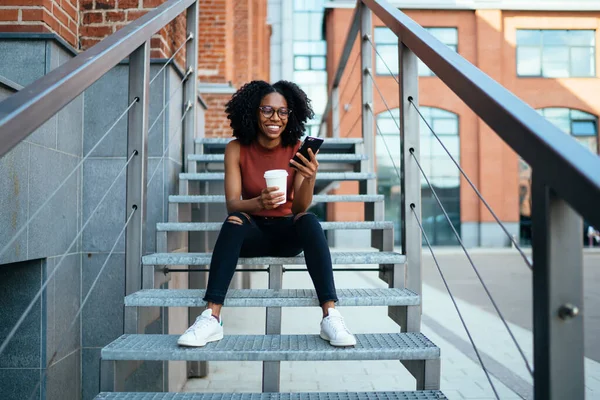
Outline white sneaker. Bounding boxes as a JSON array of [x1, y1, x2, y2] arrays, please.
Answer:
[[319, 308, 356, 347], [177, 308, 223, 347]]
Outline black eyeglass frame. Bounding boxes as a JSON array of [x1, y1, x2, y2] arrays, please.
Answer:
[[258, 106, 292, 119]]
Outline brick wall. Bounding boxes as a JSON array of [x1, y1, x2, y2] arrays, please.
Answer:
[[0, 0, 79, 47], [79, 0, 187, 64]]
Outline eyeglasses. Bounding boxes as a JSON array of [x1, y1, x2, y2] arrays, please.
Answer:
[[258, 106, 291, 119]]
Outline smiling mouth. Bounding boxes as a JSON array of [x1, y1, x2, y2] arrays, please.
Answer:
[[265, 125, 281, 133]]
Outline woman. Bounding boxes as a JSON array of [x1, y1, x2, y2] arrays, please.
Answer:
[[177, 80, 356, 348]]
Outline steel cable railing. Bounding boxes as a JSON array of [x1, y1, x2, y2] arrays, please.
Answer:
[[0, 98, 138, 260], [149, 32, 192, 86], [147, 69, 190, 137], [410, 203, 500, 399], [409, 98, 533, 270], [0, 150, 138, 358], [343, 112, 363, 138], [26, 205, 138, 400], [147, 100, 193, 187], [366, 35, 534, 378]]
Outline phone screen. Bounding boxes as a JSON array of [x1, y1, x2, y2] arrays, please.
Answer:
[[290, 137, 324, 167]]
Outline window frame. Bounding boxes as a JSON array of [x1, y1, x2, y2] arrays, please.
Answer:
[[516, 29, 597, 78], [373, 26, 459, 77]]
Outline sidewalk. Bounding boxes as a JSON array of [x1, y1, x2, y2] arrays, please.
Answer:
[[183, 251, 600, 399]]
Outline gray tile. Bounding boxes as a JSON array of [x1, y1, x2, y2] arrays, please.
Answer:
[[0, 368, 41, 400], [48, 254, 81, 362], [28, 146, 79, 259], [0, 40, 46, 87], [82, 158, 126, 253], [0, 259, 43, 368], [83, 66, 129, 157], [81, 253, 124, 347], [57, 94, 84, 157], [0, 141, 29, 264], [166, 68, 183, 163], [82, 347, 101, 400], [47, 41, 59, 73], [27, 115, 58, 149], [148, 64, 166, 158], [145, 158, 164, 253], [124, 360, 164, 392], [46, 350, 80, 400], [44, 257, 56, 368]]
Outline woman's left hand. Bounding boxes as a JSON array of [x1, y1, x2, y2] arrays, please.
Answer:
[[290, 148, 319, 181]]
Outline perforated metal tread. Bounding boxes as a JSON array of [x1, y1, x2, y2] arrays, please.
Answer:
[[101, 333, 440, 361], [125, 288, 420, 307], [169, 194, 384, 203], [180, 172, 376, 181], [157, 221, 393, 232], [189, 154, 367, 162], [95, 391, 448, 400], [142, 251, 405, 266]]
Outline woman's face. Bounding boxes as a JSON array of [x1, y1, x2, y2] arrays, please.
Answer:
[[257, 92, 289, 141]]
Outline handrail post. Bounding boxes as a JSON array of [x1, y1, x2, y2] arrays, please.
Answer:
[[184, 0, 199, 173], [332, 86, 340, 138], [531, 172, 584, 399], [399, 40, 421, 332], [125, 41, 150, 321], [360, 1, 375, 194]]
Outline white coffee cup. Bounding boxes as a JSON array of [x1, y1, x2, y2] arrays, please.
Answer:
[[264, 169, 288, 205]]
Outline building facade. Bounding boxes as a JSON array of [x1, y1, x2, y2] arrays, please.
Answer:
[[324, 0, 600, 247]]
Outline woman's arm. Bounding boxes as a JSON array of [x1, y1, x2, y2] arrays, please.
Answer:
[[291, 148, 318, 214], [224, 141, 285, 214]]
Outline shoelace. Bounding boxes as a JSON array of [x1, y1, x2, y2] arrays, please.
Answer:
[[327, 316, 350, 335], [184, 315, 213, 334]]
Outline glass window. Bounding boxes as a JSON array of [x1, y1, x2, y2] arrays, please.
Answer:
[[374, 27, 458, 77], [376, 107, 461, 245], [516, 30, 596, 78], [538, 107, 598, 153]]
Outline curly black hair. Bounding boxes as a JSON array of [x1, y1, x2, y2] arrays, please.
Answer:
[[225, 80, 315, 147]]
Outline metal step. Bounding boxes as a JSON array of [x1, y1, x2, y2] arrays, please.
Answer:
[[95, 391, 448, 400], [180, 172, 376, 182], [157, 221, 393, 232], [189, 153, 367, 163], [125, 288, 420, 308], [101, 333, 440, 361], [169, 194, 384, 204], [195, 137, 364, 154], [142, 251, 405, 266]]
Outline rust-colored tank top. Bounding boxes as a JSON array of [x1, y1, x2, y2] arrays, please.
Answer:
[[240, 140, 301, 217]]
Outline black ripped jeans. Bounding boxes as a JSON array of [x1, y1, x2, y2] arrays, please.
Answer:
[[204, 212, 338, 305]]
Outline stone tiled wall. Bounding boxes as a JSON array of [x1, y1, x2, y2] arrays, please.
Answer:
[[0, 36, 192, 399]]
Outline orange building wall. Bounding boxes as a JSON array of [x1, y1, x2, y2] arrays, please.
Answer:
[[326, 7, 600, 227]]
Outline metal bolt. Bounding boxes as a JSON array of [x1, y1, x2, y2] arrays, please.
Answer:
[[558, 303, 579, 320]]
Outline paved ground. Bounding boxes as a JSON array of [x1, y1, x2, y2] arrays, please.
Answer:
[[182, 248, 600, 399]]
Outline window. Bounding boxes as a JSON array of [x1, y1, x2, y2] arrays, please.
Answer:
[[376, 107, 460, 246], [537, 108, 598, 153], [374, 27, 458, 76], [516, 30, 596, 78], [293, 0, 327, 136]]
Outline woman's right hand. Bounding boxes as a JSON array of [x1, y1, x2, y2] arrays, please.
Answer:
[[259, 187, 286, 210]]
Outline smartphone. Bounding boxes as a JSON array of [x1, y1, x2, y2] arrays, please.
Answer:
[[290, 136, 324, 167]]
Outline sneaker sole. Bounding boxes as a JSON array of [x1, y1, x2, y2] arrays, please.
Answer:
[[177, 332, 224, 347], [319, 332, 356, 347]]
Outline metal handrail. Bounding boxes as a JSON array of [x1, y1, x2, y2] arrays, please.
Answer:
[[324, 0, 600, 228], [0, 0, 194, 158]]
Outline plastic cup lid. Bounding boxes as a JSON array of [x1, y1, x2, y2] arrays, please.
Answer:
[[264, 169, 289, 179]]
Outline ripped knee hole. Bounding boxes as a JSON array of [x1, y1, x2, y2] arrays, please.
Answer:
[[227, 216, 244, 225], [293, 212, 309, 223]]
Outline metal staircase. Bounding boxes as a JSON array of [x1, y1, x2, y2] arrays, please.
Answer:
[[96, 137, 445, 398]]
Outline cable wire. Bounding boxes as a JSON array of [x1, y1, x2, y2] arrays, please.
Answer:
[[368, 105, 400, 182], [409, 98, 533, 270], [410, 148, 534, 376], [149, 32, 193, 86], [147, 101, 192, 187], [0, 150, 137, 358], [343, 112, 363, 138], [366, 68, 401, 133], [365, 34, 400, 85], [0, 98, 138, 260], [27, 205, 137, 400], [147, 74, 187, 134], [410, 204, 500, 400]]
